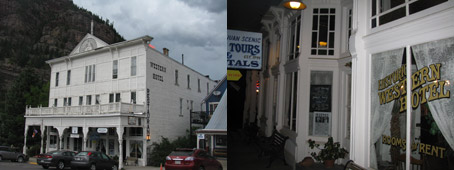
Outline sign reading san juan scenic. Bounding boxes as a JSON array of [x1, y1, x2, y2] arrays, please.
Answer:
[[227, 29, 262, 70]]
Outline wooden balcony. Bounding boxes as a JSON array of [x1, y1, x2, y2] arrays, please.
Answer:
[[25, 103, 145, 117]]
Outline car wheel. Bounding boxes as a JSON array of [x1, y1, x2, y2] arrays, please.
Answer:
[[57, 161, 65, 170], [42, 165, 49, 169], [17, 156, 24, 163], [90, 164, 96, 170], [199, 166, 205, 170], [112, 165, 118, 170]]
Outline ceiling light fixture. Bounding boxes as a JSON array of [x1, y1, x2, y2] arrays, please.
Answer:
[[282, 0, 307, 10]]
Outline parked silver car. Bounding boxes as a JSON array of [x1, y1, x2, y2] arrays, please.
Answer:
[[0, 146, 28, 163]]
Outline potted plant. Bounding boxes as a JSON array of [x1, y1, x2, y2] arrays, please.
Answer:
[[308, 137, 348, 168]]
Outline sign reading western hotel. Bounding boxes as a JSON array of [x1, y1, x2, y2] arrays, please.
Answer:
[[227, 29, 262, 70], [377, 63, 450, 112]]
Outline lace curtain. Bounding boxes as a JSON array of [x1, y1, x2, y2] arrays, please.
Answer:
[[412, 37, 454, 150], [370, 48, 404, 169]]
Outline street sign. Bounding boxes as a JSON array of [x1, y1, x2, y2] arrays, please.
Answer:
[[227, 29, 262, 70], [70, 134, 80, 138], [97, 128, 108, 133], [227, 70, 242, 81], [197, 134, 205, 140]]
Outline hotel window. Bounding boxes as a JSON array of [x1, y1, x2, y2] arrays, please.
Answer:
[[179, 98, 183, 116], [190, 100, 193, 111], [371, 0, 448, 28], [129, 127, 143, 136], [198, 79, 201, 92], [284, 72, 298, 131], [131, 92, 136, 104], [113, 60, 118, 79], [86, 95, 92, 105], [85, 65, 95, 82], [95, 95, 100, 104], [55, 72, 59, 87], [187, 75, 191, 89], [54, 99, 57, 107], [175, 70, 179, 85], [115, 93, 121, 102], [68, 97, 71, 106], [207, 82, 209, 95], [311, 8, 336, 55], [308, 71, 333, 136], [131, 56, 136, 76], [66, 70, 71, 85], [288, 15, 301, 60], [79, 96, 83, 106], [109, 93, 114, 103], [64, 98, 67, 106]]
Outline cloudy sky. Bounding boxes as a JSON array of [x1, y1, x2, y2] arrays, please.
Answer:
[[73, 0, 227, 80]]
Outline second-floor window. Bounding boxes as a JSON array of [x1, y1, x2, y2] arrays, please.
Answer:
[[113, 60, 118, 79], [288, 15, 301, 60], [179, 98, 183, 116], [66, 70, 71, 85], [131, 56, 136, 76], [115, 93, 121, 102], [311, 8, 336, 56], [86, 95, 92, 105], [198, 79, 201, 92], [54, 99, 57, 107], [85, 65, 96, 83], [131, 92, 136, 104], [175, 70, 179, 85], [79, 96, 83, 106], [55, 72, 59, 87], [95, 95, 100, 104], [187, 75, 191, 89]]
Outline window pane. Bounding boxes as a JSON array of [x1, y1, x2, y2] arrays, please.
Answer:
[[311, 32, 318, 48], [329, 15, 335, 31], [318, 49, 327, 55], [312, 15, 318, 31], [380, 0, 405, 13], [329, 32, 335, 48], [379, 7, 405, 25], [409, 0, 448, 14], [319, 15, 328, 46], [372, 0, 377, 16], [320, 8, 329, 14]]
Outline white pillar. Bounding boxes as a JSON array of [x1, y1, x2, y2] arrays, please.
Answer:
[[117, 127, 124, 169], [142, 127, 147, 166], [40, 125, 45, 154], [46, 126, 50, 153], [23, 125, 29, 154], [210, 135, 214, 156], [83, 127, 89, 151], [56, 127, 66, 151]]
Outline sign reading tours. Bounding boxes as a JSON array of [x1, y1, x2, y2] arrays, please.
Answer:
[[227, 30, 262, 70]]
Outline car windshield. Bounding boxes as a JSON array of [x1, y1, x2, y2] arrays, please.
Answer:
[[169, 151, 194, 156], [51, 151, 63, 155], [76, 152, 90, 156]]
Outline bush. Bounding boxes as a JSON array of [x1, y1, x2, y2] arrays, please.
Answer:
[[26, 145, 40, 157], [149, 131, 197, 166]]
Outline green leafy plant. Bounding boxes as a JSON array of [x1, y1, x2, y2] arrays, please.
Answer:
[[307, 137, 348, 162]]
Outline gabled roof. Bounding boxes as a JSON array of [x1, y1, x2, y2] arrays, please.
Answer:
[[69, 33, 109, 56], [199, 90, 227, 132], [202, 75, 227, 103]]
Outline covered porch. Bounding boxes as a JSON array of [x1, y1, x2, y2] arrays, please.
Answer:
[[23, 102, 148, 169]]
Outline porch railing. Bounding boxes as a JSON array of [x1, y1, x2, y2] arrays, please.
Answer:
[[25, 103, 145, 116]]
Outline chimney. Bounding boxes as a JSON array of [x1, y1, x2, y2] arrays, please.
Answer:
[[182, 54, 184, 65], [163, 48, 169, 56]]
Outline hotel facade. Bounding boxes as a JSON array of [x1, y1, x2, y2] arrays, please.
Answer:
[[254, 0, 454, 169], [23, 33, 217, 168]]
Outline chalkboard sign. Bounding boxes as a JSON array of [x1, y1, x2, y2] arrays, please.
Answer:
[[309, 85, 332, 112]]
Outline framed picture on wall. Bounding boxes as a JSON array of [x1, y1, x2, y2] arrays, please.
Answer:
[[309, 85, 332, 112]]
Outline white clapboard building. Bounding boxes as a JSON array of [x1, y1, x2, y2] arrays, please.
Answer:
[[23, 33, 217, 167]]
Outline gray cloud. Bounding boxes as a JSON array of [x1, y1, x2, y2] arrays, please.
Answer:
[[72, 0, 226, 80]]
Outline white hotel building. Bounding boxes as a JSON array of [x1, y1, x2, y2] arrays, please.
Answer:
[[23, 33, 217, 167]]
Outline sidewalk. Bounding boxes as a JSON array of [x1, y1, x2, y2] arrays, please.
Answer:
[[29, 156, 227, 170]]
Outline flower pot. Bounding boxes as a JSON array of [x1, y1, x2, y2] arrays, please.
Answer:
[[324, 159, 335, 168], [299, 157, 314, 167]]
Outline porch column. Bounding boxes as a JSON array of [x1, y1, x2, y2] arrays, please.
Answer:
[[83, 127, 89, 151], [23, 125, 29, 154], [46, 126, 50, 153], [142, 127, 147, 166], [56, 127, 66, 150], [210, 135, 214, 156], [116, 127, 124, 169], [40, 125, 45, 153]]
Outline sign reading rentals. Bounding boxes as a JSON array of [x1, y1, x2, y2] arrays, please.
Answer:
[[227, 30, 262, 70]]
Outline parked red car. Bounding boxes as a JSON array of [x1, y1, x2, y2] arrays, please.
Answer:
[[165, 148, 222, 170]]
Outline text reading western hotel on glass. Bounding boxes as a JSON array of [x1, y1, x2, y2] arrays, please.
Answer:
[[377, 63, 450, 112]]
